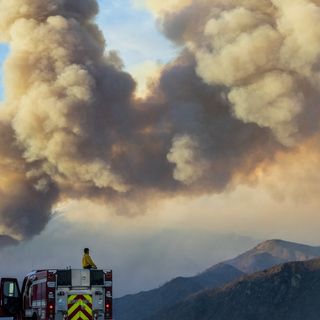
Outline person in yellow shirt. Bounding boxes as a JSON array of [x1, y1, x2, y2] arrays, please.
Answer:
[[82, 248, 97, 269]]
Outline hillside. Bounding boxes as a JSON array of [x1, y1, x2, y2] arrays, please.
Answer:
[[114, 263, 243, 320], [148, 258, 320, 320], [115, 239, 320, 320]]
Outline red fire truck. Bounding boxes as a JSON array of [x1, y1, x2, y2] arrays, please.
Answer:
[[0, 269, 112, 320]]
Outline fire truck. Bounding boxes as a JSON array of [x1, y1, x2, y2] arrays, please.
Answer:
[[0, 269, 113, 320]]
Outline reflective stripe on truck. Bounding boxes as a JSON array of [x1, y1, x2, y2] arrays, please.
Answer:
[[67, 295, 92, 320]]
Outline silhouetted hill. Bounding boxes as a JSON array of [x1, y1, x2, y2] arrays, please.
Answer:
[[115, 239, 320, 320], [148, 258, 320, 320], [114, 263, 243, 320], [226, 239, 320, 273]]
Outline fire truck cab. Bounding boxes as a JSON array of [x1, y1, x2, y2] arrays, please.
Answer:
[[0, 278, 21, 317], [0, 269, 112, 320]]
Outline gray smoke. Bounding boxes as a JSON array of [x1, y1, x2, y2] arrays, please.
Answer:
[[0, 0, 318, 244], [157, 0, 320, 145]]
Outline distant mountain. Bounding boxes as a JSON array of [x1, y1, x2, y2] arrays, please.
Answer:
[[147, 258, 320, 320], [115, 239, 320, 320], [114, 263, 243, 320], [226, 239, 320, 273]]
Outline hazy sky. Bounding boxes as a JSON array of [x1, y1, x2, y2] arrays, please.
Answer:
[[1, 0, 320, 298]]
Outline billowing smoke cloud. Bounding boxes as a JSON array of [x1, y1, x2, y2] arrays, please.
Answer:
[[136, 0, 193, 15], [156, 0, 320, 145], [0, 235, 19, 247], [0, 0, 319, 244]]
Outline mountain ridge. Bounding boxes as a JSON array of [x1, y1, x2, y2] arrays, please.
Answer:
[[114, 263, 243, 320], [226, 239, 320, 273], [147, 257, 320, 320], [115, 239, 320, 320]]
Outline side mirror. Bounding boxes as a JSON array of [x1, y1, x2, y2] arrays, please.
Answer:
[[0, 278, 21, 317]]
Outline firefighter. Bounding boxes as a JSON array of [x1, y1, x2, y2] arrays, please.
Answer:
[[82, 248, 97, 269]]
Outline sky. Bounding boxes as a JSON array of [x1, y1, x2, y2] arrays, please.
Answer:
[[0, 44, 9, 100], [1, 0, 320, 298]]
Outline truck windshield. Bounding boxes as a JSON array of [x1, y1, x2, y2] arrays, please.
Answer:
[[3, 281, 19, 298]]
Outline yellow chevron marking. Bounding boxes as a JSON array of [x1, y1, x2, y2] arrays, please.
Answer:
[[83, 295, 92, 304], [80, 312, 89, 320], [68, 295, 77, 304], [68, 295, 93, 320], [83, 303, 92, 316], [68, 301, 81, 316], [70, 311, 89, 320]]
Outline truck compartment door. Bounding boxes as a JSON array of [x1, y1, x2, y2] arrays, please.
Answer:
[[0, 278, 21, 317]]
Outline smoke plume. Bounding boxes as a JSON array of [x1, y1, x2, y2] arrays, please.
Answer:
[[156, 0, 320, 145], [0, 0, 319, 244]]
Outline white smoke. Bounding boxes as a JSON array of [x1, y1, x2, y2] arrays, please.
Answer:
[[1, 0, 319, 244], [183, 0, 320, 145]]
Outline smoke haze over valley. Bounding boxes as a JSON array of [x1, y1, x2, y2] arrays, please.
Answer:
[[1, 0, 320, 303]]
